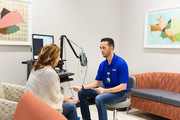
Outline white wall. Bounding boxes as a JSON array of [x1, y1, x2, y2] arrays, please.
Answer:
[[0, 0, 121, 96], [54, 0, 121, 96], [1, 0, 180, 96], [120, 0, 180, 75], [0, 45, 31, 85]]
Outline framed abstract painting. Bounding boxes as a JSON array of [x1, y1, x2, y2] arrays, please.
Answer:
[[0, 0, 32, 45], [144, 7, 180, 48]]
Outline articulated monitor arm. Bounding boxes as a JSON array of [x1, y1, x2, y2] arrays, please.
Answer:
[[60, 35, 87, 66], [60, 35, 80, 59]]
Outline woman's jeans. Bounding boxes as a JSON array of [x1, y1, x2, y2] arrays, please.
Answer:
[[78, 89, 127, 120], [62, 101, 78, 120]]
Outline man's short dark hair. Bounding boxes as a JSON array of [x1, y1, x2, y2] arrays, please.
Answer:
[[101, 37, 114, 49]]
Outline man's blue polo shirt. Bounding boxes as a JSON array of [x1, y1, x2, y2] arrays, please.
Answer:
[[95, 53, 129, 91]]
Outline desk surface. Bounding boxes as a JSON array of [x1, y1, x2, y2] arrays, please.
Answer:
[[59, 73, 74, 83], [22, 60, 36, 64], [58, 72, 74, 78]]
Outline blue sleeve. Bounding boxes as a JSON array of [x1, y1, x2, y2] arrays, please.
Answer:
[[118, 61, 129, 84]]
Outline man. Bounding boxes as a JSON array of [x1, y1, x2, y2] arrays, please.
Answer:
[[70, 38, 129, 120]]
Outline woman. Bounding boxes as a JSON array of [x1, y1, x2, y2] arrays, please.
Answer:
[[26, 44, 78, 120]]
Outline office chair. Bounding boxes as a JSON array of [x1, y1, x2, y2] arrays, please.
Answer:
[[106, 76, 136, 120]]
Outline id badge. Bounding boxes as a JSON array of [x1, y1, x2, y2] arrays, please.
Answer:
[[107, 77, 111, 83]]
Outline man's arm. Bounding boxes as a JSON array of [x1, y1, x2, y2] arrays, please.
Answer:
[[95, 83, 127, 94], [70, 80, 101, 92]]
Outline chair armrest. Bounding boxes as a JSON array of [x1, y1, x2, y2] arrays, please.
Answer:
[[2, 83, 25, 102], [131, 73, 156, 89], [13, 91, 67, 120], [0, 98, 18, 120]]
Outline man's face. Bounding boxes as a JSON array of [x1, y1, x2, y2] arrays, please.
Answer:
[[100, 41, 111, 58]]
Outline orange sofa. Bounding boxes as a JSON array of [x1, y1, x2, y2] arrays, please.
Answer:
[[13, 91, 67, 120], [130, 72, 180, 120]]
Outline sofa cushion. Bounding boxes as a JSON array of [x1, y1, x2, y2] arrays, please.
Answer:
[[161, 93, 180, 107], [131, 89, 174, 102], [0, 82, 5, 99]]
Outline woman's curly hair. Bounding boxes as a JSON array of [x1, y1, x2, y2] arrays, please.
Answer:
[[33, 44, 61, 71]]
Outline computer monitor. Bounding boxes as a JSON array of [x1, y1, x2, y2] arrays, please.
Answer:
[[32, 34, 54, 60]]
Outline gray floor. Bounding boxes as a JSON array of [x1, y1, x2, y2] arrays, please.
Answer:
[[76, 105, 170, 120]]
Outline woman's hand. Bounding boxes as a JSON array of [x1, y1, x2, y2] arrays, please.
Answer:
[[64, 95, 79, 104]]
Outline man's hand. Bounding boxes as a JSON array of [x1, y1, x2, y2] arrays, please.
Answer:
[[69, 86, 82, 92], [95, 87, 105, 94]]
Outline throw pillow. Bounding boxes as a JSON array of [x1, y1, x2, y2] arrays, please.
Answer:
[[0, 82, 5, 99]]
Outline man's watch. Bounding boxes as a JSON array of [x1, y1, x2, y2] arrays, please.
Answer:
[[81, 86, 84, 90]]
